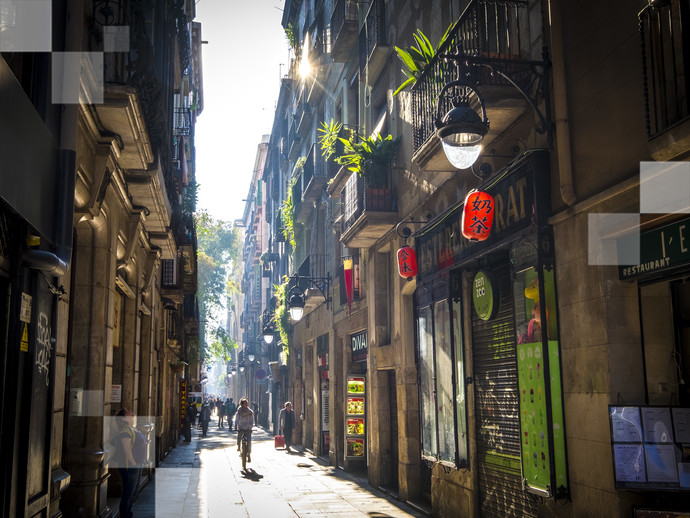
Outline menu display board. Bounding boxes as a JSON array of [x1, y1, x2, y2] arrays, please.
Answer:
[[346, 376, 366, 459], [609, 406, 690, 490]]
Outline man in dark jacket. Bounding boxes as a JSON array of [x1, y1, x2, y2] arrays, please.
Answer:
[[200, 403, 211, 437], [279, 401, 296, 453]]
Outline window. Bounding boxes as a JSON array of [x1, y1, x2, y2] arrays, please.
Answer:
[[162, 258, 177, 286], [418, 306, 437, 457], [434, 300, 454, 461], [417, 278, 469, 466]]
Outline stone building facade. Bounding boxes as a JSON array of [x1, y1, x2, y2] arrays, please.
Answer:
[[244, 0, 690, 517], [0, 1, 202, 516]]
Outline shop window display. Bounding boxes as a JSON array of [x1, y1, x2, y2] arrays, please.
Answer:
[[513, 266, 568, 498], [416, 293, 468, 466]]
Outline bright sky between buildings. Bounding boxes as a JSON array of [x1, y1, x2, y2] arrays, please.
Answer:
[[195, 0, 288, 223]]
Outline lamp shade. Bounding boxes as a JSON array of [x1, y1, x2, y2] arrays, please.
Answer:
[[397, 246, 418, 278], [436, 103, 489, 170], [263, 332, 274, 344], [461, 190, 494, 241], [288, 287, 305, 322], [289, 306, 304, 322]]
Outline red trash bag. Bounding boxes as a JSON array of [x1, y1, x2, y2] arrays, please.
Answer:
[[274, 435, 285, 449]]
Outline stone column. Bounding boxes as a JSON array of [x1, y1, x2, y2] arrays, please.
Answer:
[[63, 213, 114, 517]]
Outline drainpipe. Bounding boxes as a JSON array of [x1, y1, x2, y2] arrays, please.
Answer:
[[548, 0, 577, 206], [22, 149, 76, 276]]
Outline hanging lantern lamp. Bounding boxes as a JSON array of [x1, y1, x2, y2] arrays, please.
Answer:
[[461, 190, 494, 241], [397, 246, 418, 279]]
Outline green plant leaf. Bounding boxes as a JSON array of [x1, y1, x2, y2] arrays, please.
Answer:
[[394, 46, 418, 72], [413, 31, 433, 59]]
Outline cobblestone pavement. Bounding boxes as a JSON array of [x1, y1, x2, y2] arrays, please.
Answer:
[[131, 416, 426, 517]]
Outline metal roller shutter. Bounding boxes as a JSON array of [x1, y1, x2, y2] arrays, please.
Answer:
[[472, 262, 537, 518]]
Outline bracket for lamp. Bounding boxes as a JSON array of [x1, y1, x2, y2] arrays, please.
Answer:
[[395, 219, 430, 244], [289, 273, 332, 310], [437, 45, 554, 147]]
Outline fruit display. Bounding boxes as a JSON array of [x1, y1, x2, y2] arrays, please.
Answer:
[[347, 377, 365, 393], [347, 418, 365, 435], [347, 397, 364, 415], [347, 439, 364, 456]]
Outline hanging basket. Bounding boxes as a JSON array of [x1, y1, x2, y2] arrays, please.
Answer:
[[170, 362, 185, 374]]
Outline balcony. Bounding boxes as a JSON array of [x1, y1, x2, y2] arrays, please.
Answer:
[[182, 293, 199, 335], [124, 160, 176, 259], [359, 0, 389, 84], [411, 0, 540, 170], [288, 119, 301, 162], [302, 144, 327, 203], [639, 0, 690, 160], [296, 102, 313, 137], [340, 166, 398, 248], [174, 107, 192, 136], [331, 0, 359, 62], [296, 254, 331, 316]]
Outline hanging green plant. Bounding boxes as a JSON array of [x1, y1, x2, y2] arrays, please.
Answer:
[[285, 22, 298, 52], [332, 132, 401, 189], [273, 276, 291, 354], [280, 175, 298, 251], [317, 119, 343, 161], [392, 23, 455, 96]]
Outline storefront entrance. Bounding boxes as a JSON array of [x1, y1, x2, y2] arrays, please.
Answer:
[[471, 259, 537, 518], [640, 278, 690, 406]]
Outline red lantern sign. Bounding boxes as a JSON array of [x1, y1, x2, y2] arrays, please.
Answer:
[[461, 190, 494, 241], [397, 246, 418, 278]]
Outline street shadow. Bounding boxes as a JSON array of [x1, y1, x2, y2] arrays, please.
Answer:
[[240, 468, 263, 481], [194, 426, 274, 452]]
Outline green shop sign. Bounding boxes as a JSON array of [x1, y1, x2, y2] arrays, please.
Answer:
[[472, 271, 497, 320], [619, 215, 690, 279]]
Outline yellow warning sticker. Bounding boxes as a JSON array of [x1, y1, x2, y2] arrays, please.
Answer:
[[20, 322, 29, 352]]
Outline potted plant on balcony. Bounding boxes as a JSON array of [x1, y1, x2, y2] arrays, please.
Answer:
[[392, 23, 454, 96], [342, 132, 401, 211]]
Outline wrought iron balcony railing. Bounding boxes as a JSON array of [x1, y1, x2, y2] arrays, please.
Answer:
[[359, 0, 386, 74], [639, 0, 690, 139], [174, 107, 192, 136], [341, 167, 396, 235], [411, 0, 535, 155], [331, 0, 359, 62]]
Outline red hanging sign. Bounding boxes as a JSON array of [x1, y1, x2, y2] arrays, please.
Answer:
[[343, 257, 353, 318], [461, 190, 494, 241], [397, 246, 418, 278]]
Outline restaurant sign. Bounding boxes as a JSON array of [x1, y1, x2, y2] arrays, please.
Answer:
[[351, 331, 367, 362], [619, 216, 690, 280], [417, 151, 547, 280]]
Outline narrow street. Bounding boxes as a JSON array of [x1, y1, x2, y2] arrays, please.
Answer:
[[131, 414, 425, 517]]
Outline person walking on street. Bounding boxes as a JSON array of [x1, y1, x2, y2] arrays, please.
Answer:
[[200, 402, 211, 437], [183, 404, 192, 443], [225, 398, 236, 429], [187, 400, 197, 427], [234, 398, 254, 462], [218, 397, 226, 428], [116, 409, 142, 518], [279, 401, 296, 453]]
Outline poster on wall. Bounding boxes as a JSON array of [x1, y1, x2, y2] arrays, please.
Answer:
[[517, 340, 551, 493], [345, 376, 366, 459], [609, 405, 690, 490]]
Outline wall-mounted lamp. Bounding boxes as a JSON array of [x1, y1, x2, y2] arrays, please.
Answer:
[[286, 273, 331, 323], [434, 47, 552, 170], [261, 307, 276, 344], [435, 83, 489, 170]]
